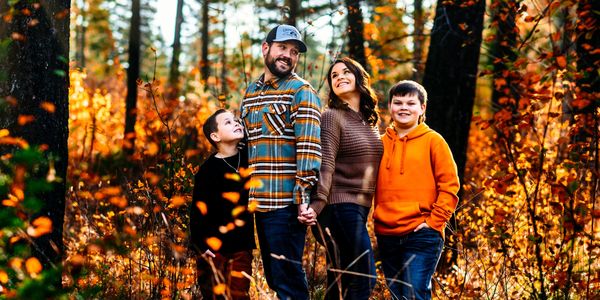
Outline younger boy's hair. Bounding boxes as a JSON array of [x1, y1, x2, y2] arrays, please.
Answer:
[[388, 80, 428, 105], [202, 108, 229, 149]]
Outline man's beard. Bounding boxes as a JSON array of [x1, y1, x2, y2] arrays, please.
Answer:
[[265, 50, 294, 78]]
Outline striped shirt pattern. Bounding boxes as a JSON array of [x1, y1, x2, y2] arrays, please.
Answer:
[[241, 73, 322, 212]]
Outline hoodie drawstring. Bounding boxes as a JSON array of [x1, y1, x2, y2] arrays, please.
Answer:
[[386, 136, 408, 175], [400, 137, 407, 174]]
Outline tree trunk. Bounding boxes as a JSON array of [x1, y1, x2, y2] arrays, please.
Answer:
[[285, 0, 299, 27], [1, 0, 70, 286], [221, 16, 228, 96], [200, 0, 210, 82], [345, 0, 367, 68], [168, 0, 184, 97], [422, 0, 484, 271], [75, 0, 86, 69], [412, 0, 425, 81], [490, 0, 519, 111], [422, 0, 484, 183], [124, 0, 141, 155]]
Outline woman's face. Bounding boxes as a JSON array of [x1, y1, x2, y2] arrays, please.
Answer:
[[329, 62, 358, 98]]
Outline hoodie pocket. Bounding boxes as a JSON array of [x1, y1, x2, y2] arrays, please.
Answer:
[[374, 201, 422, 229]]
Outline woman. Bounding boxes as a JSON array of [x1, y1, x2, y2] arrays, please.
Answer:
[[301, 57, 383, 300]]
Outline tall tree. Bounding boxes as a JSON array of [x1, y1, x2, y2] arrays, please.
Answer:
[[345, 0, 367, 68], [489, 0, 519, 110], [0, 0, 70, 286], [124, 0, 141, 154], [285, 0, 299, 26], [168, 0, 185, 96], [412, 0, 425, 81], [200, 0, 210, 82], [422, 0, 485, 182]]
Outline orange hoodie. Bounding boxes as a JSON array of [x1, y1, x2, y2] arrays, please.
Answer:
[[374, 123, 459, 239]]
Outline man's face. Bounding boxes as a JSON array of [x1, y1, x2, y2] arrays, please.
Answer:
[[263, 41, 300, 78]]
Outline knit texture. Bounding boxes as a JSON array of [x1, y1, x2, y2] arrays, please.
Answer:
[[374, 123, 459, 239], [310, 107, 383, 215]]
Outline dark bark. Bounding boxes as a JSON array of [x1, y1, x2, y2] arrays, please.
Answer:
[[75, 1, 86, 68], [124, 0, 141, 155], [422, 0, 485, 183], [412, 0, 425, 81], [168, 0, 184, 96], [200, 0, 210, 82], [285, 0, 299, 27], [489, 0, 519, 111], [345, 0, 367, 68], [0, 0, 70, 286], [220, 16, 228, 96]]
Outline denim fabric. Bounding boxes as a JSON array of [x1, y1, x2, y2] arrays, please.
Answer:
[[255, 205, 309, 300], [377, 227, 444, 300], [315, 203, 376, 300]]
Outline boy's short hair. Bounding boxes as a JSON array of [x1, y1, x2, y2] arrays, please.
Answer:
[[202, 108, 229, 148], [388, 80, 428, 105]]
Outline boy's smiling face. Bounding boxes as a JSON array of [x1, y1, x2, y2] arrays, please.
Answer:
[[389, 93, 426, 131], [211, 111, 244, 144]]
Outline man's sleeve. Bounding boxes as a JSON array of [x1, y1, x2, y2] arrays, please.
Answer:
[[291, 85, 322, 204]]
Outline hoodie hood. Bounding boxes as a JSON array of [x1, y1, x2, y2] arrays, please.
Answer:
[[383, 123, 432, 173]]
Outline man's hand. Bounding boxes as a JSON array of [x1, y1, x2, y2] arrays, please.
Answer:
[[298, 204, 317, 225]]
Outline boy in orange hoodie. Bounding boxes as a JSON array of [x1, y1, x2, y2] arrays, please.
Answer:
[[374, 80, 459, 300]]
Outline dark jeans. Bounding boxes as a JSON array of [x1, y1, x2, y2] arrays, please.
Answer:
[[314, 203, 376, 300], [255, 205, 308, 300], [377, 227, 444, 300], [197, 250, 253, 300]]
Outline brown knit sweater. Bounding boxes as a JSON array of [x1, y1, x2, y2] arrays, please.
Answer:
[[309, 107, 384, 215]]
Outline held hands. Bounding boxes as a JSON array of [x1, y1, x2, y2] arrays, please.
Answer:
[[297, 203, 317, 226], [414, 222, 430, 232]]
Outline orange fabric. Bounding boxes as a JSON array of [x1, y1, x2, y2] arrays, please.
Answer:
[[374, 123, 459, 239]]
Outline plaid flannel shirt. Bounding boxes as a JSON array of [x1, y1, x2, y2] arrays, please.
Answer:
[[241, 73, 322, 212]]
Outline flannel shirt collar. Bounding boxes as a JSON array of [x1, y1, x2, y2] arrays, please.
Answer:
[[256, 72, 296, 90]]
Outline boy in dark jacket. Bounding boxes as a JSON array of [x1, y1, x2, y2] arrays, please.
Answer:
[[190, 109, 255, 300]]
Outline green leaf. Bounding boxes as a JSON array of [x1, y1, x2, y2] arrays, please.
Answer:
[[53, 69, 67, 77], [567, 180, 579, 194]]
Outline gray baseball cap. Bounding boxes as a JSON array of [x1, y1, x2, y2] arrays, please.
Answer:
[[265, 24, 307, 53]]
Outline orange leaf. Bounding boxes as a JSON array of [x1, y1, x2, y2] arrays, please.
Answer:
[[224, 173, 241, 181], [206, 237, 222, 251], [231, 206, 246, 218], [196, 201, 208, 215], [27, 216, 53, 237], [222, 192, 240, 204], [40, 101, 56, 113], [0, 129, 9, 138], [18, 115, 35, 126], [556, 56, 567, 68], [109, 196, 128, 208], [248, 201, 258, 213], [171, 195, 186, 207], [238, 167, 252, 178], [213, 283, 227, 295], [25, 257, 42, 275]]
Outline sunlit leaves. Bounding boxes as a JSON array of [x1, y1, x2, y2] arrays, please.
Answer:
[[24, 257, 42, 276], [205, 237, 222, 251], [27, 216, 52, 238]]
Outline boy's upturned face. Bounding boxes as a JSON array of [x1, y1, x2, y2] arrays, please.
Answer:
[[389, 93, 425, 131], [212, 112, 244, 144]]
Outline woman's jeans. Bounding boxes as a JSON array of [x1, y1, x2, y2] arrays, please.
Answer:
[[314, 203, 376, 300], [377, 227, 444, 300], [255, 205, 309, 300]]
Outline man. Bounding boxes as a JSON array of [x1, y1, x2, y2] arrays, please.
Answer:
[[240, 24, 321, 300]]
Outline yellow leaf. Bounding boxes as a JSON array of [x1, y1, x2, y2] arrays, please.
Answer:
[[196, 201, 207, 215], [244, 178, 263, 190], [145, 142, 159, 156], [0, 129, 9, 138], [213, 283, 227, 295], [0, 270, 8, 284], [25, 257, 42, 275], [224, 172, 241, 181], [222, 192, 240, 204], [206, 237, 222, 251], [231, 206, 246, 218], [248, 201, 258, 213]]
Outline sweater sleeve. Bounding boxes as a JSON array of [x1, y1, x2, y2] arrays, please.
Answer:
[[189, 167, 212, 253], [425, 135, 460, 232], [310, 110, 340, 215]]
